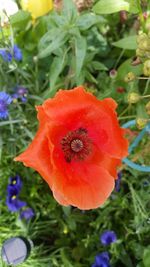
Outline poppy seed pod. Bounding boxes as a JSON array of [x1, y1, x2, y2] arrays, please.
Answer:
[[136, 48, 145, 58], [136, 118, 148, 129], [146, 101, 150, 115], [127, 92, 140, 104], [143, 60, 150, 76], [124, 72, 136, 82], [21, 0, 53, 19]]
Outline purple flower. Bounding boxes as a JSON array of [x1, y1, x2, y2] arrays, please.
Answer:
[[0, 92, 12, 119], [100, 230, 117, 246], [13, 45, 22, 61], [12, 87, 28, 103], [20, 208, 34, 221], [8, 175, 22, 192], [0, 50, 12, 62], [92, 252, 110, 267], [6, 187, 26, 212], [115, 172, 122, 192]]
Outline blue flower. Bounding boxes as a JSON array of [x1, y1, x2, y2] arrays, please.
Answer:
[[6, 187, 26, 212], [100, 230, 117, 246], [13, 45, 22, 61], [115, 171, 122, 192], [0, 50, 12, 62], [8, 175, 22, 192], [92, 252, 110, 267], [12, 87, 28, 103], [0, 92, 12, 119], [20, 208, 35, 221]]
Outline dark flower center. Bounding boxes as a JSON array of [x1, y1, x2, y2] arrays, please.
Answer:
[[0, 100, 7, 112], [71, 139, 83, 152], [61, 128, 92, 163]]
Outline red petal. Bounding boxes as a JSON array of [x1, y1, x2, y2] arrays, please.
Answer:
[[46, 124, 115, 209], [52, 164, 114, 210], [14, 107, 53, 188], [42, 87, 128, 159]]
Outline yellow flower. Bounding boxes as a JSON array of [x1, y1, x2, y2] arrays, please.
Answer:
[[21, 0, 53, 19]]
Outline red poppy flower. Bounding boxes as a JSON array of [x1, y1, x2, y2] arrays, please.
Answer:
[[14, 87, 128, 210]]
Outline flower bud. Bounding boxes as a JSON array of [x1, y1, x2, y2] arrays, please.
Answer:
[[146, 101, 150, 115], [136, 48, 145, 58], [137, 33, 148, 44], [124, 72, 136, 82], [116, 87, 125, 93], [131, 57, 141, 66], [127, 92, 140, 104], [109, 69, 117, 79], [143, 60, 150, 76], [136, 118, 148, 129]]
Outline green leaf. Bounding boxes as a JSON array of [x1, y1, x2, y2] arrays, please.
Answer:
[[38, 28, 59, 51], [38, 31, 68, 58], [0, 119, 24, 127], [127, 0, 139, 13], [62, 0, 78, 23], [113, 35, 137, 50], [143, 247, 150, 267], [93, 0, 129, 14], [10, 10, 31, 29], [85, 71, 98, 84], [76, 13, 105, 31], [92, 61, 108, 71], [49, 54, 67, 94], [74, 34, 87, 80], [117, 58, 143, 81]]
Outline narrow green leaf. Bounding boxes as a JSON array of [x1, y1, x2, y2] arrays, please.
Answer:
[[85, 71, 98, 84], [49, 54, 67, 93], [62, 0, 78, 22], [38, 31, 68, 58], [117, 58, 143, 81], [38, 28, 59, 50], [93, 0, 129, 14], [126, 0, 139, 13], [10, 10, 31, 28], [74, 34, 87, 80], [0, 119, 24, 127], [113, 35, 137, 50], [76, 13, 105, 31], [143, 246, 150, 267], [92, 61, 108, 71]]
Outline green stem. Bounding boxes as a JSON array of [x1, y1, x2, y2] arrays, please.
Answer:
[[141, 94, 150, 98], [114, 49, 125, 69], [119, 115, 136, 120], [143, 79, 150, 95], [119, 105, 130, 117]]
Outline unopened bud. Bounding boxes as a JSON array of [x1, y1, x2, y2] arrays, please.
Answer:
[[127, 92, 140, 104], [109, 69, 117, 78], [131, 57, 141, 66], [13, 98, 18, 104], [124, 72, 136, 82], [33, 56, 38, 62], [136, 48, 145, 58], [146, 101, 150, 115], [137, 33, 148, 44], [120, 10, 128, 23], [116, 87, 125, 93], [143, 60, 150, 76], [136, 118, 148, 129], [143, 12, 148, 20]]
